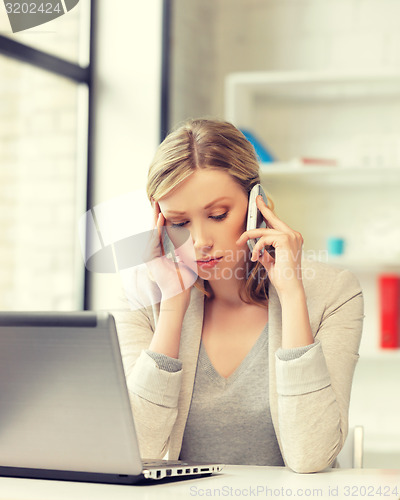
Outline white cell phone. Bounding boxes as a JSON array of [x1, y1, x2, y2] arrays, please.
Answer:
[[246, 184, 275, 258]]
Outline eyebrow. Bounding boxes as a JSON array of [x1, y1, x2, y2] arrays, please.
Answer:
[[163, 196, 233, 216]]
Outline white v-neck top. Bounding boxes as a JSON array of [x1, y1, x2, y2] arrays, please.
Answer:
[[178, 323, 284, 465]]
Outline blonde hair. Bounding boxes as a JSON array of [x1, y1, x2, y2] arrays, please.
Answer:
[[146, 118, 275, 307]]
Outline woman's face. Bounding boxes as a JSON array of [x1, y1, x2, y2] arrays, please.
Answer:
[[158, 169, 250, 281]]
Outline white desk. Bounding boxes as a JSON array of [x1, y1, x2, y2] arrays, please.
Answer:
[[1, 467, 400, 500]]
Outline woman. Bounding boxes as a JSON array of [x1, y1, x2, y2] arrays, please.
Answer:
[[115, 119, 364, 473]]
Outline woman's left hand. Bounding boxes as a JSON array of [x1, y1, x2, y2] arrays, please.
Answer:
[[236, 195, 304, 297]]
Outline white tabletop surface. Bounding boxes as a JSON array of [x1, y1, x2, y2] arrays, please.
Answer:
[[1, 466, 400, 500]]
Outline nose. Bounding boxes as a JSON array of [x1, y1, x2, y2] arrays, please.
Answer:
[[191, 224, 213, 253]]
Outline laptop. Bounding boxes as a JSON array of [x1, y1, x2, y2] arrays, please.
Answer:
[[0, 311, 224, 484]]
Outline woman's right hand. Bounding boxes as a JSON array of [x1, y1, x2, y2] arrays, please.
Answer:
[[144, 201, 197, 314]]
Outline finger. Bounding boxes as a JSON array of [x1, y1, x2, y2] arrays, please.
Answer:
[[251, 236, 276, 262], [236, 228, 281, 246], [251, 246, 275, 263], [153, 200, 161, 227], [257, 249, 276, 264], [256, 196, 292, 232], [143, 215, 163, 262], [156, 212, 166, 256]]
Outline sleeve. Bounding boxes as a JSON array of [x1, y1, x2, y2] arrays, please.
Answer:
[[274, 268, 364, 473], [112, 299, 183, 460], [145, 350, 183, 373], [275, 343, 315, 361]]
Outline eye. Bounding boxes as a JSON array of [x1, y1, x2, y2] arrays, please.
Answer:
[[170, 212, 228, 228], [211, 212, 228, 221], [171, 221, 188, 228]]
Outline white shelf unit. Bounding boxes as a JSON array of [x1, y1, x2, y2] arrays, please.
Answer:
[[225, 70, 400, 168], [258, 161, 400, 272], [260, 162, 400, 181], [225, 70, 400, 361], [225, 70, 400, 265], [257, 165, 400, 271]]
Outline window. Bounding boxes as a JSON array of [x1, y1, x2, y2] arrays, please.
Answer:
[[0, 1, 93, 310]]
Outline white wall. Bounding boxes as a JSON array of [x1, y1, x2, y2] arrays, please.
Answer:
[[170, 0, 218, 127], [89, 0, 163, 310]]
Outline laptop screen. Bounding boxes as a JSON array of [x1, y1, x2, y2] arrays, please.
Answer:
[[0, 311, 143, 477]]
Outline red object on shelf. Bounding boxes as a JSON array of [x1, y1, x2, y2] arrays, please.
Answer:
[[300, 157, 338, 167], [378, 274, 400, 349]]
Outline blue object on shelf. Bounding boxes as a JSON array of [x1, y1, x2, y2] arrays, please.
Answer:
[[240, 129, 275, 163], [327, 237, 345, 256]]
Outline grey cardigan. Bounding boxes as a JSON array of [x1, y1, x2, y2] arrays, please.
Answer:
[[113, 259, 364, 473]]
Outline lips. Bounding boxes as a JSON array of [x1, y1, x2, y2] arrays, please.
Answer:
[[196, 257, 222, 263]]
